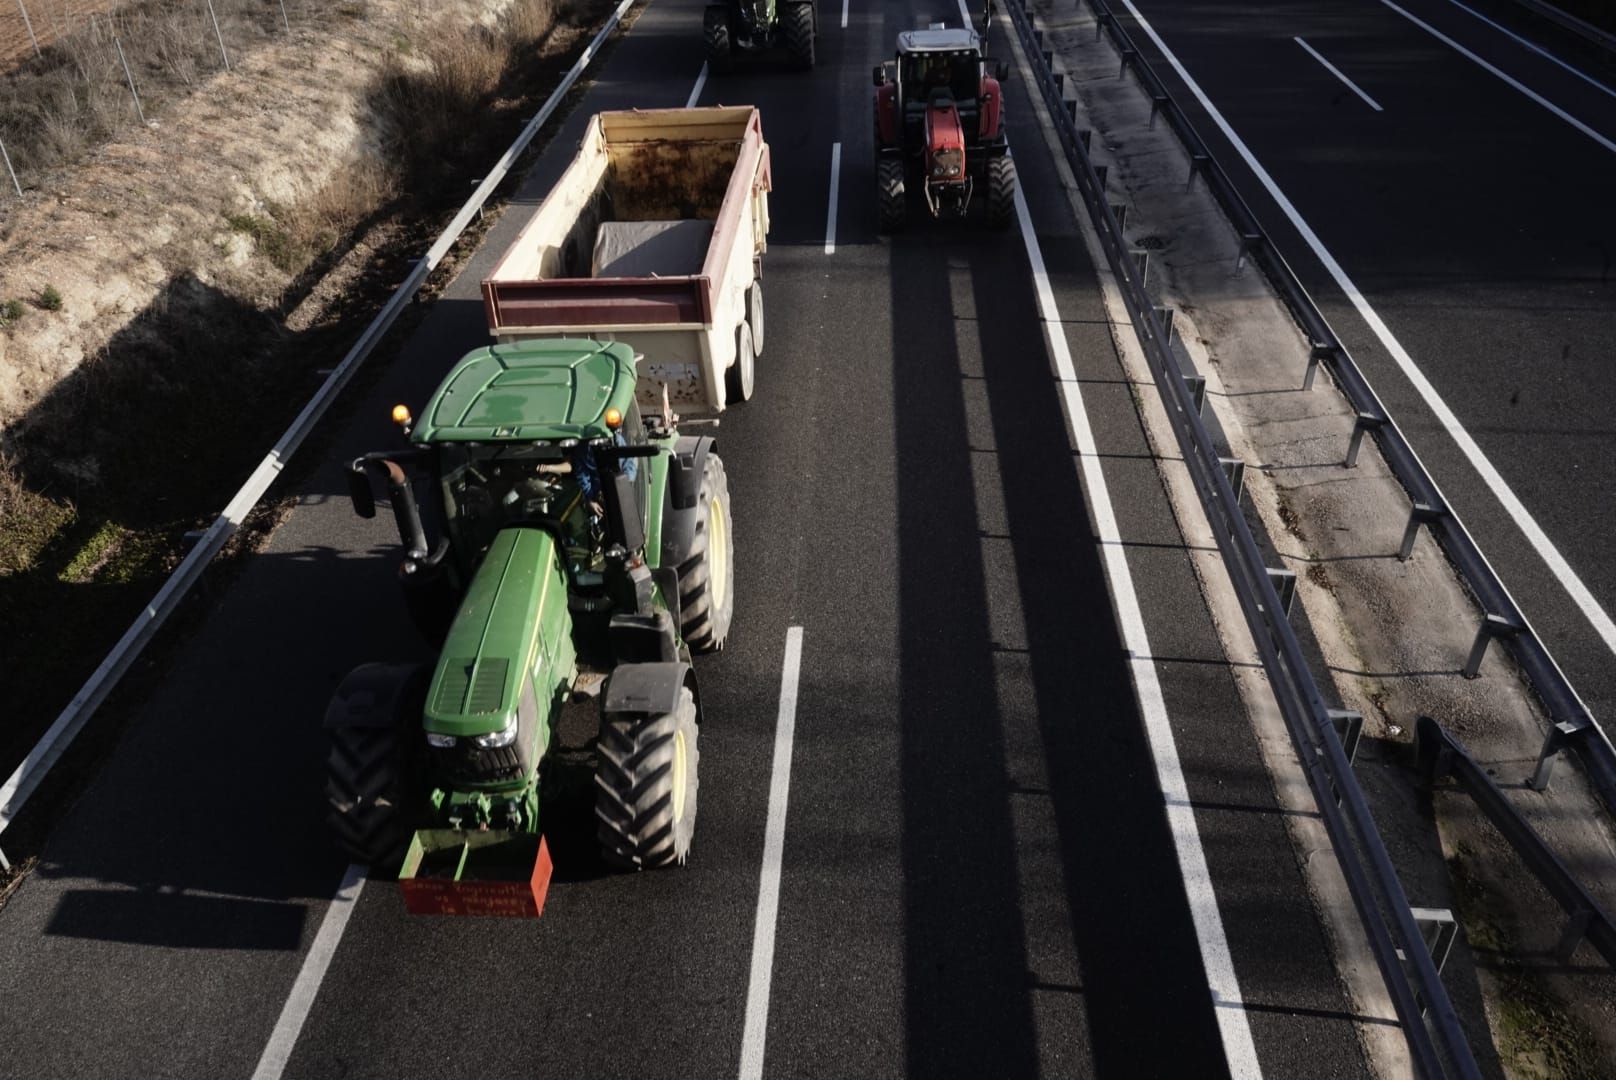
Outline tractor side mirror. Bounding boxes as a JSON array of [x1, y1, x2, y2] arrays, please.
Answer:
[[347, 462, 377, 519], [996, 60, 1009, 82], [873, 64, 887, 86]]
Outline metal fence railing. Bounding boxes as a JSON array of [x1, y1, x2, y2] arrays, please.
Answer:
[[1001, 0, 1485, 1073]]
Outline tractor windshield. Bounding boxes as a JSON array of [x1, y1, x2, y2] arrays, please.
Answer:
[[901, 50, 978, 102], [436, 402, 646, 580]]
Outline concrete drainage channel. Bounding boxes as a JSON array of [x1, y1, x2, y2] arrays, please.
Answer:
[[1004, 0, 1616, 1074], [0, 0, 640, 873]]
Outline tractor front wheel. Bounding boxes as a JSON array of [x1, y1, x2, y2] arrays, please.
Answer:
[[674, 450, 735, 652], [704, 6, 733, 74], [986, 155, 1017, 230], [596, 686, 700, 870], [877, 158, 906, 232], [325, 664, 427, 866], [783, 2, 815, 69]]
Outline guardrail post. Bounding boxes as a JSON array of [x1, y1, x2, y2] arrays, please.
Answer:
[[1154, 306, 1175, 345], [1304, 342, 1333, 391], [1267, 567, 1298, 617], [1130, 248, 1148, 284], [1077, 128, 1092, 153], [1111, 203, 1128, 231], [1066, 99, 1079, 125], [1149, 93, 1167, 129], [1408, 908, 1458, 1014], [1185, 153, 1208, 193], [1095, 164, 1109, 188], [1345, 412, 1384, 468], [1328, 709, 1364, 764], [1183, 372, 1206, 415], [1219, 457, 1245, 502], [1397, 502, 1444, 562], [1529, 719, 1580, 791], [1556, 906, 1594, 963], [1462, 613, 1522, 679], [1119, 46, 1135, 77], [1054, 71, 1065, 93], [1235, 232, 1262, 272]]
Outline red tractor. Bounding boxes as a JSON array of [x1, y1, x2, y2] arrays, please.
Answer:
[[873, 8, 1015, 232]]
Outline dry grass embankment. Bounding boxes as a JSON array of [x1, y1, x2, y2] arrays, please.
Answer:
[[0, 0, 617, 837]]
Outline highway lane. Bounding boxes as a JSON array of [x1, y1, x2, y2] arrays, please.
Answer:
[[0, 0, 1375, 1076], [1108, 0, 1616, 722]]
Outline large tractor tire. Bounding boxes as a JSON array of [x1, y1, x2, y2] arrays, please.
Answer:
[[746, 279, 765, 356], [596, 686, 700, 870], [783, 1, 815, 69], [877, 158, 906, 232], [726, 320, 756, 405], [673, 451, 735, 652], [704, 5, 733, 74], [986, 155, 1017, 231], [325, 663, 427, 866]]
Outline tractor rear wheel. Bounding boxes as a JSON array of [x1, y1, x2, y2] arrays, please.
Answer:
[[704, 6, 733, 74], [674, 451, 735, 652], [325, 664, 427, 866], [877, 158, 906, 232], [746, 279, 765, 356], [986, 155, 1017, 230], [726, 319, 756, 405], [783, 2, 815, 69], [596, 686, 700, 870]]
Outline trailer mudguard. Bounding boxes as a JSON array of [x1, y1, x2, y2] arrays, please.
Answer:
[[978, 76, 1003, 140], [875, 83, 898, 146], [660, 435, 717, 568], [603, 661, 695, 718]]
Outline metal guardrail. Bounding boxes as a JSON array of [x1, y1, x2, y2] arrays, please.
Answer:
[[0, 0, 639, 872], [1418, 716, 1616, 968], [1509, 0, 1616, 54], [1079, 0, 1616, 818], [1000, 0, 1482, 1074]]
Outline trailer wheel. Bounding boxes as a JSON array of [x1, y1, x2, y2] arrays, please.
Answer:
[[673, 451, 735, 652], [704, 5, 733, 74], [877, 158, 906, 232], [746, 280, 765, 356], [726, 319, 756, 405], [596, 686, 700, 870], [325, 664, 426, 866], [783, 1, 815, 69], [986, 155, 1017, 231]]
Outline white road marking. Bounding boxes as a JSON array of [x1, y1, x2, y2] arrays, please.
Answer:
[[1118, 0, 1616, 664], [686, 61, 708, 108], [824, 142, 842, 254], [1430, 0, 1616, 101], [1010, 182, 1264, 1078], [738, 627, 805, 1080], [250, 863, 366, 1080], [841, 0, 848, 29], [1004, 18, 1263, 1078], [1294, 36, 1384, 111], [1376, 0, 1616, 153]]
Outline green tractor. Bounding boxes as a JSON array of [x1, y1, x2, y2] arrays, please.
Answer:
[[704, 0, 817, 74], [326, 338, 734, 913]]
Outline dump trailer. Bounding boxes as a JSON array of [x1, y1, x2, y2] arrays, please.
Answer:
[[326, 338, 737, 915], [482, 106, 772, 414]]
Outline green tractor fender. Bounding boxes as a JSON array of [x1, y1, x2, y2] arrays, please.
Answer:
[[596, 661, 705, 870], [659, 435, 736, 653], [659, 436, 717, 569]]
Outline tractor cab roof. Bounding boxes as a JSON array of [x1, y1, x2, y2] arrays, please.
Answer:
[[413, 338, 638, 444], [897, 27, 980, 54]]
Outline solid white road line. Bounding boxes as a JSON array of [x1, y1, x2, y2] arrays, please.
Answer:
[[1294, 36, 1384, 111], [824, 142, 842, 254], [841, 0, 848, 29], [1432, 0, 1616, 100], [1376, 0, 1616, 153], [1118, 0, 1616, 663], [686, 62, 709, 108], [738, 627, 805, 1080], [250, 863, 366, 1080], [1010, 178, 1264, 1078]]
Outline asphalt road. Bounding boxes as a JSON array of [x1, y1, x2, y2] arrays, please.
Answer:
[[1108, 0, 1616, 721], [0, 0, 1385, 1076]]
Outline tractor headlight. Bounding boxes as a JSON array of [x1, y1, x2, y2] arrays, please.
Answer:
[[932, 164, 945, 177], [425, 731, 457, 749], [473, 715, 519, 749], [947, 164, 961, 176]]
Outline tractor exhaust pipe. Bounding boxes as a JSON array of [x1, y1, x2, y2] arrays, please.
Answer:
[[349, 454, 429, 560]]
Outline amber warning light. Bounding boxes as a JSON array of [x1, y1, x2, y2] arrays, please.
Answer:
[[604, 407, 623, 430], [391, 404, 412, 427]]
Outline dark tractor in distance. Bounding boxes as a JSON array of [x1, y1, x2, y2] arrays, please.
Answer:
[[326, 339, 735, 914], [873, 9, 1016, 231], [704, 0, 817, 73]]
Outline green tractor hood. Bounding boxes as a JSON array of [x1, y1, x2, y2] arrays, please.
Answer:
[[412, 339, 639, 444], [423, 527, 572, 741]]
